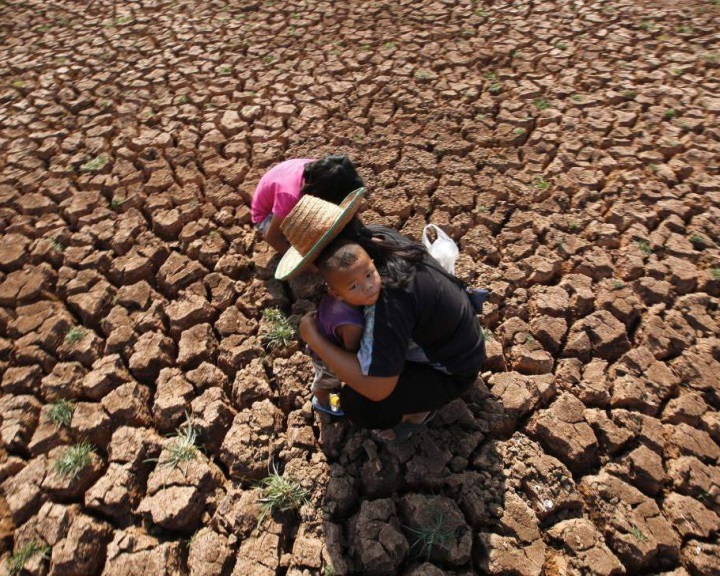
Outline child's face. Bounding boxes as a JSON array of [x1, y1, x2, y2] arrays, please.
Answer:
[[324, 246, 381, 307]]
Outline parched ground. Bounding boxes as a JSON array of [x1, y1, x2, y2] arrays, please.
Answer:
[[0, 0, 719, 574]]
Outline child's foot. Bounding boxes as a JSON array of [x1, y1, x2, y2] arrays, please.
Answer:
[[314, 388, 331, 408], [312, 395, 345, 417]]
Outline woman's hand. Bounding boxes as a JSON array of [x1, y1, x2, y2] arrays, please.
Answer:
[[298, 311, 320, 345]]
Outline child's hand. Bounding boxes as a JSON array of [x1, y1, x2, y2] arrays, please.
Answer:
[[298, 311, 319, 344]]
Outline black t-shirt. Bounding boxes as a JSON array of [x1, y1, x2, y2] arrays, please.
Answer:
[[357, 253, 486, 378]]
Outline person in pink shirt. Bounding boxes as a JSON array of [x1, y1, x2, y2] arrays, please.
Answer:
[[251, 155, 364, 254]]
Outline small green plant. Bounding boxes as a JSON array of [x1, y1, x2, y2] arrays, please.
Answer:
[[568, 221, 580, 231], [477, 204, 489, 213], [383, 41, 396, 49], [54, 442, 94, 479], [219, 65, 232, 75], [150, 417, 200, 474], [523, 334, 535, 344], [262, 308, 295, 350], [554, 41, 567, 50], [690, 233, 705, 247], [65, 326, 86, 344], [79, 154, 108, 172], [634, 240, 652, 255], [481, 327, 494, 341], [110, 197, 125, 209], [116, 15, 133, 25], [630, 524, 648, 543], [6, 541, 50, 576], [406, 508, 457, 560], [570, 94, 583, 102], [664, 108, 676, 119], [49, 237, 64, 252], [262, 54, 276, 64], [414, 69, 433, 80], [474, 9, 488, 17], [513, 127, 526, 135], [46, 400, 75, 429], [11, 79, 25, 88], [324, 565, 336, 576], [612, 279, 625, 290], [677, 25, 694, 35], [639, 21, 656, 32], [534, 176, 551, 191], [488, 82, 502, 95], [256, 462, 309, 532], [710, 267, 720, 279], [622, 90, 637, 99], [533, 98, 551, 110]]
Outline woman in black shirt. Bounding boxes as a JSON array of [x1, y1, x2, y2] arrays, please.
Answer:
[[277, 200, 486, 443]]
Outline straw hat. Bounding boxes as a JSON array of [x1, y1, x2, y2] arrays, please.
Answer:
[[274, 188, 365, 280]]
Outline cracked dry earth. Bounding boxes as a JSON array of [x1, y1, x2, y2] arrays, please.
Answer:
[[0, 0, 719, 575]]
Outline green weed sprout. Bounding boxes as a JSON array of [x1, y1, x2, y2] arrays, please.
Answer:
[[150, 417, 200, 475], [65, 326, 86, 344], [79, 154, 108, 172], [54, 442, 95, 479], [406, 508, 457, 560], [630, 524, 648, 543], [46, 400, 75, 429], [690, 233, 705, 247], [634, 240, 652, 255], [533, 176, 551, 191], [711, 267, 720, 279], [49, 237, 64, 252], [256, 462, 309, 532], [6, 541, 51, 576], [261, 308, 295, 350], [533, 98, 551, 110]]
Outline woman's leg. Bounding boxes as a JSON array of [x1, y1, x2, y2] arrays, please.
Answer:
[[340, 362, 477, 429]]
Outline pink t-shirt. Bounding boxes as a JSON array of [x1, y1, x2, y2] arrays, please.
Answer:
[[251, 158, 315, 224]]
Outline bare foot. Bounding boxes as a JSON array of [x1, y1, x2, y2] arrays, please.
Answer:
[[373, 428, 397, 442], [314, 388, 331, 408], [402, 411, 431, 425]]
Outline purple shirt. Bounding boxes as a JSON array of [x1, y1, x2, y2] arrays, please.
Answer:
[[316, 294, 364, 348], [251, 158, 315, 224]]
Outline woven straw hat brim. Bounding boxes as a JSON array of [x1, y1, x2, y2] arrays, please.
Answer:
[[274, 188, 365, 280]]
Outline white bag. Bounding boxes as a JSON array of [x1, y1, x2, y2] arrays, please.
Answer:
[[422, 224, 459, 275]]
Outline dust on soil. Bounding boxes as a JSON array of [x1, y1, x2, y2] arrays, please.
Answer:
[[0, 0, 719, 575]]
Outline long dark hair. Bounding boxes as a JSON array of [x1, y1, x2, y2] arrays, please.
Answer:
[[302, 155, 364, 204], [329, 218, 427, 289]]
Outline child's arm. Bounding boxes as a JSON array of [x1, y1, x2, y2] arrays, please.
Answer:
[[336, 324, 363, 353], [264, 215, 290, 254], [300, 312, 397, 402]]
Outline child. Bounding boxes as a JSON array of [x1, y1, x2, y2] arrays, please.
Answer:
[[310, 239, 380, 415], [251, 155, 364, 254]]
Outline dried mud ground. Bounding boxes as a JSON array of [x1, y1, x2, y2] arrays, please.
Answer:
[[0, 0, 719, 575]]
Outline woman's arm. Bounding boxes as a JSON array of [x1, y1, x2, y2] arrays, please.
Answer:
[[336, 323, 363, 353], [264, 215, 290, 254], [300, 312, 398, 401]]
